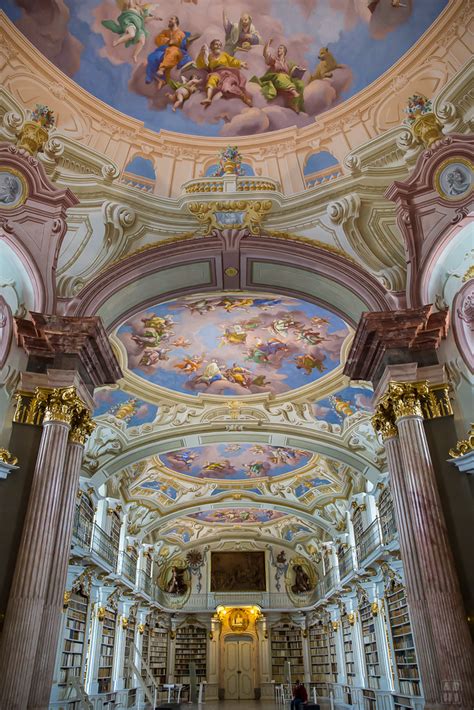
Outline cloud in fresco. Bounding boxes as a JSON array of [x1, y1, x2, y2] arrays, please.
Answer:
[[14, 0, 83, 76], [94, 0, 354, 135]]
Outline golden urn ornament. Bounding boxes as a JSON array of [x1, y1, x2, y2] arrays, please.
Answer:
[[16, 105, 55, 155]]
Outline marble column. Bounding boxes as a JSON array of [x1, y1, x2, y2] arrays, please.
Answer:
[[373, 381, 474, 710], [383, 433, 440, 702], [28, 410, 93, 710], [0, 390, 75, 710], [395, 408, 474, 709]]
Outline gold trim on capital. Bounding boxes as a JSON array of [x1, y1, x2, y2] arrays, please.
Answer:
[[449, 424, 474, 459], [69, 409, 95, 446], [0, 448, 18, 466], [373, 380, 453, 439], [13, 386, 95, 444]]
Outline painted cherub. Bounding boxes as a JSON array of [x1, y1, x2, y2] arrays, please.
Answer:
[[170, 74, 202, 110], [102, 0, 162, 63]]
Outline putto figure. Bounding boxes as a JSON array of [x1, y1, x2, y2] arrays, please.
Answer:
[[197, 39, 252, 108], [223, 10, 262, 55], [102, 0, 161, 63]]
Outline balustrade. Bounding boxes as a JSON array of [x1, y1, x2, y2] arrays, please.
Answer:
[[90, 523, 118, 569], [72, 507, 93, 549], [356, 518, 382, 564], [119, 551, 137, 584], [338, 547, 355, 580]]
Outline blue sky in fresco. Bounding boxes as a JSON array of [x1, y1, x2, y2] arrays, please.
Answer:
[[2, 0, 448, 136]]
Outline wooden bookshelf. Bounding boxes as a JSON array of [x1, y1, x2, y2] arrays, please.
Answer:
[[98, 608, 116, 694], [59, 592, 89, 687], [386, 585, 421, 697], [328, 625, 338, 682], [149, 625, 168, 684], [363, 688, 377, 710], [175, 624, 207, 683], [360, 600, 381, 690], [271, 625, 304, 683], [309, 624, 329, 682], [123, 615, 136, 689], [342, 616, 355, 686]]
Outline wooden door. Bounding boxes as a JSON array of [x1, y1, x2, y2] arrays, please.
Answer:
[[224, 638, 254, 700]]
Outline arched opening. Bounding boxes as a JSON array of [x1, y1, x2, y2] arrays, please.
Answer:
[[303, 151, 341, 189], [122, 156, 156, 193]]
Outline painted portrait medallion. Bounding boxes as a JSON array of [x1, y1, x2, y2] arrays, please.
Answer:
[[0, 169, 27, 210], [434, 158, 473, 202]]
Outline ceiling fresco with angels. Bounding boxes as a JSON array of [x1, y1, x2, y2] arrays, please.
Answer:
[[4, 0, 448, 136], [116, 292, 349, 397], [188, 508, 286, 524], [159, 443, 313, 481]]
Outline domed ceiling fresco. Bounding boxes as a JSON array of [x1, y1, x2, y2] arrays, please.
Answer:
[[159, 443, 313, 481], [3, 0, 448, 136], [116, 292, 350, 396]]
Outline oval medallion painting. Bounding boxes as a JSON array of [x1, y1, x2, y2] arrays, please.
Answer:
[[117, 293, 350, 396], [0, 169, 27, 210]]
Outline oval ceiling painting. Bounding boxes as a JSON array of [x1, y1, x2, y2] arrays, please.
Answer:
[[116, 292, 350, 396], [160, 443, 312, 480], [188, 509, 286, 525]]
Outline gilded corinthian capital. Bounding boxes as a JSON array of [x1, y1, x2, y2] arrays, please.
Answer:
[[387, 382, 424, 419]]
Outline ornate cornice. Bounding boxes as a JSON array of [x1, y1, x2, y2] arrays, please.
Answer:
[[344, 306, 449, 384], [15, 312, 122, 388]]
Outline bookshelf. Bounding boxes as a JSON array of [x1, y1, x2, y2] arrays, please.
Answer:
[[141, 621, 150, 683], [386, 585, 421, 697], [123, 615, 136, 689], [360, 600, 381, 690], [309, 624, 329, 682], [98, 608, 116, 694], [175, 624, 207, 683], [328, 625, 338, 682], [149, 625, 168, 684], [59, 592, 89, 687], [378, 486, 396, 543], [342, 616, 355, 686], [271, 625, 304, 683]]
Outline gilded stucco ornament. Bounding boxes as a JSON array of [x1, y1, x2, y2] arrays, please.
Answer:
[[373, 381, 452, 439], [0, 448, 18, 465], [188, 200, 272, 236], [449, 424, 474, 459], [13, 386, 95, 445]]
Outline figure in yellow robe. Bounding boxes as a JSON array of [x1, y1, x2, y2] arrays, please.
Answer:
[[196, 39, 252, 107]]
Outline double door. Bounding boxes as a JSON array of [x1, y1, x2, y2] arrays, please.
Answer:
[[224, 638, 254, 700]]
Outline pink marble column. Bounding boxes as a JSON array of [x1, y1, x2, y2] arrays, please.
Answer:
[[384, 434, 441, 703], [395, 413, 474, 709], [27, 438, 85, 710], [0, 418, 70, 710]]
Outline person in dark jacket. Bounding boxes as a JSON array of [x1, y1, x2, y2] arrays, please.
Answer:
[[291, 680, 308, 709]]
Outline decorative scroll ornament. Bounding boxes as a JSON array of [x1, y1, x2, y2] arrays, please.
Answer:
[[138, 623, 145, 635], [63, 591, 72, 609], [97, 606, 106, 621], [449, 424, 474, 459], [0, 448, 18, 465], [372, 380, 453, 440]]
